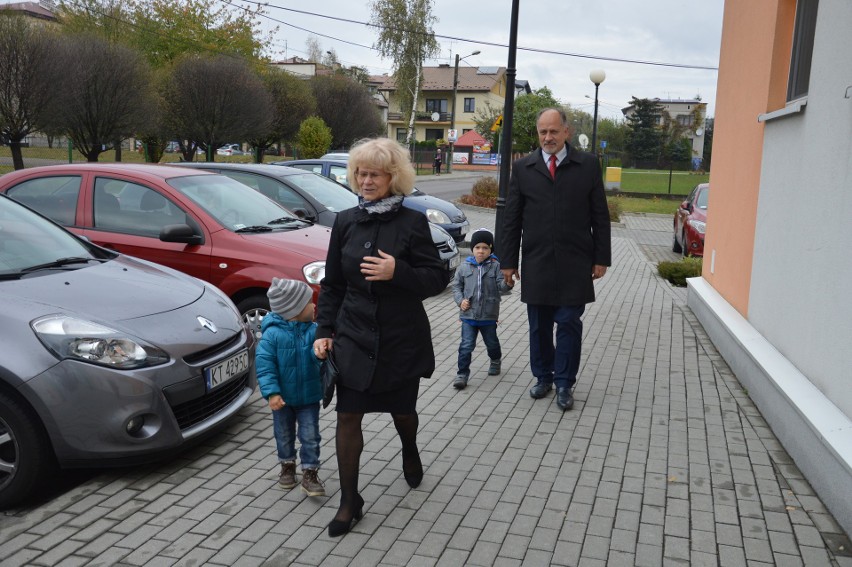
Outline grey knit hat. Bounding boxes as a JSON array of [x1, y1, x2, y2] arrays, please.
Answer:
[[267, 277, 313, 320]]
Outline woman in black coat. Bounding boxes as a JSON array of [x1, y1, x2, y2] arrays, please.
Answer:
[[313, 138, 449, 537]]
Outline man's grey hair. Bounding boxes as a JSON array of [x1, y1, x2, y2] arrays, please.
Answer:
[[536, 107, 569, 127]]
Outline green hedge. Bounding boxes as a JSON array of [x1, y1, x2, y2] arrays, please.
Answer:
[[657, 257, 703, 286]]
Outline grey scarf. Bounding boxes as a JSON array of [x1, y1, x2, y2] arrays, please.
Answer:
[[358, 194, 404, 215]]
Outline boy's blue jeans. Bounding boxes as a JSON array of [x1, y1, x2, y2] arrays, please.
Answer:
[[272, 402, 320, 470], [457, 322, 501, 377]]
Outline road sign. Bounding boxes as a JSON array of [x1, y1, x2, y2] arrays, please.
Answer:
[[490, 115, 503, 132]]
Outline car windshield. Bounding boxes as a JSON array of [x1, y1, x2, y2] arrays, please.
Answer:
[[167, 175, 299, 230], [0, 195, 108, 276], [285, 173, 358, 212], [695, 187, 709, 209]]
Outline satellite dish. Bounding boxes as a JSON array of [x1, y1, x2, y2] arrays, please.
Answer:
[[431, 112, 440, 122], [695, 128, 705, 137], [578, 134, 589, 150]]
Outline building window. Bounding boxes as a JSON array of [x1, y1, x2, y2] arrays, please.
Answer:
[[396, 128, 407, 142], [425, 129, 444, 141], [464, 98, 475, 112], [787, 0, 818, 101], [462, 129, 472, 135], [425, 99, 447, 113], [676, 115, 695, 126]]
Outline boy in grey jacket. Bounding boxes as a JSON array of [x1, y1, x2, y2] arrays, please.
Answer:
[[452, 229, 513, 389]]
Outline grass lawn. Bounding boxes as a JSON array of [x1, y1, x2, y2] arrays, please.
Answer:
[[608, 195, 680, 216], [619, 168, 708, 195]]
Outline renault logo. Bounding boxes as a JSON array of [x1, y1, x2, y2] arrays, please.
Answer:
[[197, 316, 218, 333]]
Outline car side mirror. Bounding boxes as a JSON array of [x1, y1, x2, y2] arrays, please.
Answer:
[[160, 224, 203, 245], [291, 208, 315, 221]]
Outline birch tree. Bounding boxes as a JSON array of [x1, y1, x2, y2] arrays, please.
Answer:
[[371, 0, 439, 148]]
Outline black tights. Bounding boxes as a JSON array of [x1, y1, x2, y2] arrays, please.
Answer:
[[333, 412, 420, 522], [392, 413, 421, 478]]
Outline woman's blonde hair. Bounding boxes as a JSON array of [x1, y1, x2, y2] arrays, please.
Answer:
[[347, 138, 415, 196]]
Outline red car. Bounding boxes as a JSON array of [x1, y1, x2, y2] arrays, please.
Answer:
[[0, 164, 329, 337], [673, 182, 709, 257]]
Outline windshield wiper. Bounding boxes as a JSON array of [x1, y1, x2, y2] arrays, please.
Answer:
[[234, 225, 274, 233], [268, 217, 313, 226], [21, 257, 102, 274]]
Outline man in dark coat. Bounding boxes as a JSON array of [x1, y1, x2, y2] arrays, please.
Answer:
[[500, 107, 611, 411]]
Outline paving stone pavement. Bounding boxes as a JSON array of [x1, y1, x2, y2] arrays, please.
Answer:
[[2, 208, 851, 567]]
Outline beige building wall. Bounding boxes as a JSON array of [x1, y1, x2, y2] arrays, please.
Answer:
[[383, 77, 505, 142]]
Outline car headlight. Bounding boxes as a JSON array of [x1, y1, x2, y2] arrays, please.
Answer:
[[32, 315, 169, 369], [688, 220, 706, 234], [303, 261, 326, 284], [425, 208, 451, 224]]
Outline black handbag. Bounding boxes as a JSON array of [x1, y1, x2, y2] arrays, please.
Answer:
[[320, 352, 339, 409]]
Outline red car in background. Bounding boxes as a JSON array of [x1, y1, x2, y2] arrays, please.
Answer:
[[673, 182, 709, 257], [0, 164, 329, 337]]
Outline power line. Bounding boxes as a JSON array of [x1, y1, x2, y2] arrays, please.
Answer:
[[222, 0, 375, 52], [238, 2, 719, 71]]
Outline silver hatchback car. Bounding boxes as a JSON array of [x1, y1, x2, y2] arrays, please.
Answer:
[[0, 194, 257, 508]]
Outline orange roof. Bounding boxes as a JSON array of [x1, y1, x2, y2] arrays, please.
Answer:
[[454, 130, 487, 146]]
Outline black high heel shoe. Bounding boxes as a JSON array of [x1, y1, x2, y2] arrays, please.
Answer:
[[328, 494, 364, 537], [402, 450, 423, 488]]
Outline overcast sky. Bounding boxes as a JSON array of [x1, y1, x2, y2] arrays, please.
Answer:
[[252, 0, 725, 121], [3, 0, 724, 121]]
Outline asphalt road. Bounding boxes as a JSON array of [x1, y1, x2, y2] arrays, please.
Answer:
[[415, 170, 497, 202]]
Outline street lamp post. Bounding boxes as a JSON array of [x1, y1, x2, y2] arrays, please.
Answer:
[[589, 69, 606, 155], [449, 50, 480, 173]]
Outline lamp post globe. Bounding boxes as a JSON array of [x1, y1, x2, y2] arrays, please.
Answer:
[[589, 69, 606, 154], [449, 50, 481, 173]]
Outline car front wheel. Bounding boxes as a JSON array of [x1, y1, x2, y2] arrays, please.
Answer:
[[0, 391, 55, 509], [237, 295, 271, 341]]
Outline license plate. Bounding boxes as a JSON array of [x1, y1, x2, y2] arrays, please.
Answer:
[[449, 254, 461, 270], [204, 350, 250, 391]]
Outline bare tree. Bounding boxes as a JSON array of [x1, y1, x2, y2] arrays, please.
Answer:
[[164, 54, 273, 162], [44, 34, 154, 162], [310, 74, 383, 150], [0, 14, 60, 170], [323, 48, 339, 68], [247, 69, 316, 162], [305, 36, 323, 63]]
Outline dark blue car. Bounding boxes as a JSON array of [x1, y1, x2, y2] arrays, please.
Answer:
[[277, 158, 470, 243]]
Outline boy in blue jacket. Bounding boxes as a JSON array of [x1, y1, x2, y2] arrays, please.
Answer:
[[452, 229, 513, 389], [256, 277, 325, 496]]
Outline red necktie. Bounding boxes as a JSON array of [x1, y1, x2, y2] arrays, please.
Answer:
[[548, 154, 557, 179]]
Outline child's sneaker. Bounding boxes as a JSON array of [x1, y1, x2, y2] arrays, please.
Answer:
[[301, 468, 326, 496], [278, 462, 297, 489], [453, 374, 468, 389], [488, 359, 502, 376]]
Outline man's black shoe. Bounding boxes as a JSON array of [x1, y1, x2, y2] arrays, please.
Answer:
[[556, 387, 574, 411], [529, 381, 553, 399]]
